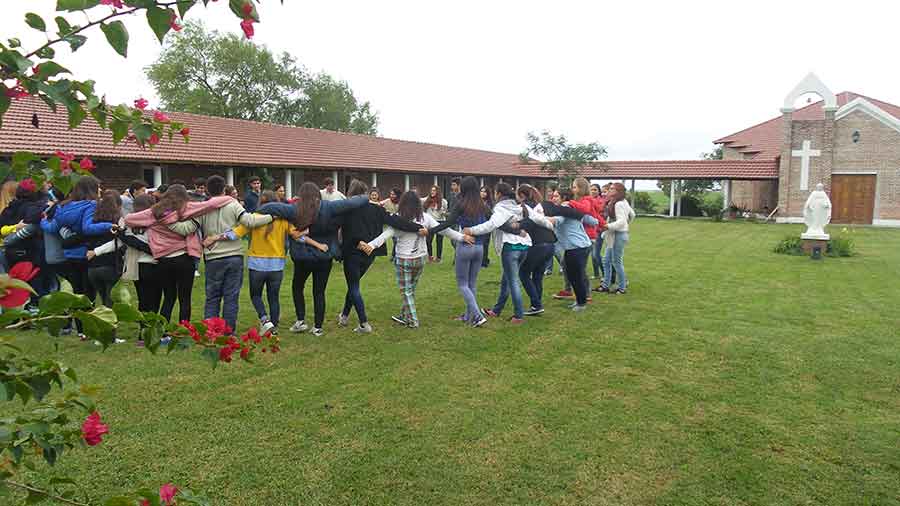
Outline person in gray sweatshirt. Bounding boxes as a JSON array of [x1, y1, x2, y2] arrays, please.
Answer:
[[167, 175, 273, 331]]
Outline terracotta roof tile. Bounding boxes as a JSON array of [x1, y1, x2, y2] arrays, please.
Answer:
[[713, 91, 900, 159], [515, 159, 779, 180]]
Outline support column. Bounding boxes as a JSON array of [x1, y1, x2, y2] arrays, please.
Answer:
[[433, 175, 439, 186], [404, 174, 410, 192], [676, 180, 683, 217], [226, 167, 234, 187], [498, 177, 504, 185], [630, 179, 636, 207], [480, 177, 484, 187], [371, 172, 378, 189], [332, 170, 339, 190], [669, 179, 676, 217], [284, 169, 293, 200], [722, 180, 731, 211], [516, 178, 520, 190], [153, 166, 163, 187]]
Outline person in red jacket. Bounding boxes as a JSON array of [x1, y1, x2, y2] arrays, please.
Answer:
[[588, 183, 607, 279]]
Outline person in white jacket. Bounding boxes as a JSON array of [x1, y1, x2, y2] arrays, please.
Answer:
[[359, 191, 469, 328], [463, 183, 534, 323], [600, 182, 635, 294]]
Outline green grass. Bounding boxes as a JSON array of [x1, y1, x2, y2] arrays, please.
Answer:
[[5, 220, 900, 505]]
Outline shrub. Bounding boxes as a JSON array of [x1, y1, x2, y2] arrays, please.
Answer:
[[700, 193, 725, 221], [773, 235, 804, 255], [632, 191, 657, 214], [827, 228, 856, 257], [679, 194, 705, 217]]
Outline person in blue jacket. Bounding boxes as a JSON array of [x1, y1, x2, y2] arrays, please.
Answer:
[[40, 176, 114, 338]]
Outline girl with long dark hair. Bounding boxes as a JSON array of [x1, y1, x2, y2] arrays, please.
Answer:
[[359, 191, 466, 328], [479, 185, 494, 267], [423, 185, 448, 262], [430, 176, 491, 326], [84, 190, 125, 308], [337, 179, 423, 333]]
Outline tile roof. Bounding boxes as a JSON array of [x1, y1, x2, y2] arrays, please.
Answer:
[[714, 92, 900, 159], [0, 97, 526, 176], [515, 159, 779, 180]]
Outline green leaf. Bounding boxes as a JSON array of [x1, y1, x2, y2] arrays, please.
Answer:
[[0, 50, 33, 73], [112, 303, 143, 323], [26, 377, 51, 402], [55, 16, 73, 36], [0, 309, 28, 328], [178, 0, 198, 18], [67, 104, 87, 129], [132, 123, 152, 144], [56, 0, 101, 11], [73, 308, 117, 348], [146, 6, 174, 44], [63, 34, 87, 52], [100, 20, 129, 57], [7, 38, 21, 48], [201, 347, 220, 369], [35, 46, 56, 59], [0, 94, 9, 126], [230, 0, 259, 22], [38, 291, 83, 314], [34, 61, 69, 80], [90, 106, 107, 129], [103, 497, 135, 506], [25, 13, 47, 32], [110, 119, 129, 144]]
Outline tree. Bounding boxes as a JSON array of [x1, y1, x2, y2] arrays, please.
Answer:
[[520, 130, 607, 183], [146, 22, 379, 134], [656, 145, 722, 195]]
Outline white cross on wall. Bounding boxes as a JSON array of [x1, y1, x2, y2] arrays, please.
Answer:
[[791, 140, 821, 191]]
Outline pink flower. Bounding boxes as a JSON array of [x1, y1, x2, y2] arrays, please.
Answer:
[[79, 157, 95, 172], [159, 483, 178, 505], [81, 411, 109, 446], [240, 328, 261, 344], [180, 127, 190, 137], [203, 317, 232, 340], [179, 320, 201, 343], [148, 133, 160, 146], [100, 0, 124, 8], [140, 500, 150, 506], [134, 98, 149, 110], [153, 111, 171, 123], [31, 64, 41, 75], [18, 178, 37, 193], [169, 12, 183, 32], [242, 2, 254, 16], [55, 150, 76, 174], [5, 81, 29, 99], [240, 18, 255, 39]]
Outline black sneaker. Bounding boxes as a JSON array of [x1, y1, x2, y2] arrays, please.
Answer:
[[613, 288, 626, 295], [592, 286, 610, 293], [391, 315, 408, 325], [523, 307, 544, 316]]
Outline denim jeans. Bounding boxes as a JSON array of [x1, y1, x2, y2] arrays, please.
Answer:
[[565, 246, 591, 305], [603, 232, 629, 290], [493, 244, 528, 319], [591, 237, 604, 278], [520, 243, 555, 310], [342, 251, 375, 324], [454, 242, 484, 322], [204, 255, 244, 331], [249, 269, 283, 326]]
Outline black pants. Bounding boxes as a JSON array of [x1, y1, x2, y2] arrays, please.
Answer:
[[481, 235, 491, 267], [134, 262, 163, 313], [564, 247, 591, 305], [342, 251, 375, 324], [426, 233, 443, 259], [87, 265, 121, 308], [293, 259, 333, 329], [519, 243, 555, 310], [157, 254, 196, 323], [60, 259, 95, 333]]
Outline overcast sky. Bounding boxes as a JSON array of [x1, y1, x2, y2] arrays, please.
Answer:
[[4, 1, 899, 189]]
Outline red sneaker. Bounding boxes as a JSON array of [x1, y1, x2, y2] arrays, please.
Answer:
[[509, 317, 524, 324], [483, 308, 498, 318], [552, 290, 574, 299]]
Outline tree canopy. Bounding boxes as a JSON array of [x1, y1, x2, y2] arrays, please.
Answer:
[[520, 130, 607, 182], [145, 22, 378, 135]]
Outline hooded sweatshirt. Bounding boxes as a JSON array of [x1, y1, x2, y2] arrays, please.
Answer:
[[40, 200, 113, 260], [467, 197, 532, 256], [124, 196, 233, 259]]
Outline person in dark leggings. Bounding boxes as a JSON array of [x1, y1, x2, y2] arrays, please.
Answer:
[[479, 186, 493, 267], [257, 182, 371, 337], [85, 190, 125, 308], [158, 253, 196, 323], [338, 179, 424, 333]]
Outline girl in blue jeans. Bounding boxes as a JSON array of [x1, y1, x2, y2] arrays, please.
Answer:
[[600, 182, 635, 294], [431, 176, 491, 327], [464, 183, 531, 324]]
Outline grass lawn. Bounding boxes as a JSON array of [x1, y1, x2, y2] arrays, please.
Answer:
[[4, 219, 900, 505]]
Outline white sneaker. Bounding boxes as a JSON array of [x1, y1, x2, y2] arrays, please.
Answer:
[[310, 327, 324, 337], [260, 321, 275, 334], [290, 320, 308, 333], [114, 338, 126, 344], [352, 323, 373, 333], [337, 313, 349, 327], [194, 270, 201, 278], [471, 316, 488, 328]]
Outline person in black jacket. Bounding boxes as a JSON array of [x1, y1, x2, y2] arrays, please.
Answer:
[[0, 179, 50, 309], [84, 190, 124, 308], [337, 179, 425, 333]]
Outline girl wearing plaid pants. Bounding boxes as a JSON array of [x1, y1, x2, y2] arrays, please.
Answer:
[[361, 191, 467, 328]]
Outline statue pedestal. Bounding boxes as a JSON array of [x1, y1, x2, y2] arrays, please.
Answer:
[[801, 232, 830, 241], [801, 238, 829, 255]]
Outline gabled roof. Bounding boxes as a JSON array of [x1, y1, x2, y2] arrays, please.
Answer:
[[515, 159, 779, 180], [0, 97, 526, 176], [714, 92, 900, 159]]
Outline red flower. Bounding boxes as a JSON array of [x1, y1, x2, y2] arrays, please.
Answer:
[[140, 500, 150, 506], [79, 157, 95, 172], [148, 133, 160, 146], [179, 320, 202, 342], [81, 411, 109, 446], [18, 178, 37, 193], [241, 2, 254, 16], [240, 347, 250, 359], [240, 18, 255, 39], [180, 127, 190, 137], [153, 111, 171, 123], [159, 483, 178, 505], [100, 0, 124, 8], [240, 328, 261, 344], [134, 98, 149, 110], [0, 261, 39, 308], [219, 346, 235, 362], [169, 12, 183, 32], [203, 317, 232, 340], [5, 81, 29, 99], [31, 64, 40, 75]]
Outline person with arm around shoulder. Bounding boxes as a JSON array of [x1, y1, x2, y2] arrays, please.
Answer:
[[599, 182, 634, 295]]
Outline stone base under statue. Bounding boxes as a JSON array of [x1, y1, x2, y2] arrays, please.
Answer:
[[801, 232, 830, 241], [801, 238, 829, 255]]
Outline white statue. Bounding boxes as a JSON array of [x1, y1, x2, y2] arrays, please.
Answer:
[[801, 183, 831, 240]]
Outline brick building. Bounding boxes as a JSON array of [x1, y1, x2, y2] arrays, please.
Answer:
[[1, 73, 898, 225]]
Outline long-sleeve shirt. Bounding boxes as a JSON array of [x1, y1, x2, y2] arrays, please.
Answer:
[[467, 198, 532, 256], [168, 200, 273, 261], [606, 200, 635, 233], [368, 214, 464, 259], [226, 218, 294, 271]]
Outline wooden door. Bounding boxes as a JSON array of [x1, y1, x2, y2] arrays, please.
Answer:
[[831, 175, 876, 224]]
